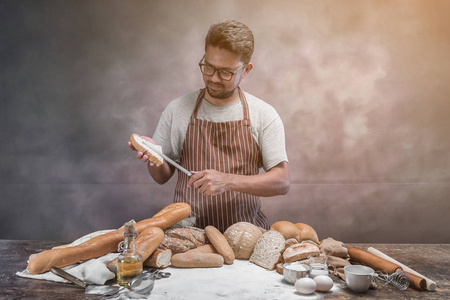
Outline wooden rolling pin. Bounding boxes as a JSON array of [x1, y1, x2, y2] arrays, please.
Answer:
[[346, 246, 426, 290], [367, 247, 436, 291]]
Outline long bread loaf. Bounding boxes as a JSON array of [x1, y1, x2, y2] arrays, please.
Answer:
[[205, 226, 235, 265], [171, 251, 224, 268], [27, 203, 191, 274]]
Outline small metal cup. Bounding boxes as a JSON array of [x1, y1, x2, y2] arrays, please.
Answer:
[[282, 262, 312, 284]]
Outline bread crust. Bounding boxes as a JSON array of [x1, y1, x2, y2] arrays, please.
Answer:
[[144, 248, 172, 268], [205, 226, 235, 264], [223, 222, 262, 259], [27, 203, 191, 274], [159, 227, 207, 254], [270, 221, 301, 241], [294, 223, 320, 244], [282, 242, 320, 263], [171, 252, 224, 268], [129, 134, 163, 167]]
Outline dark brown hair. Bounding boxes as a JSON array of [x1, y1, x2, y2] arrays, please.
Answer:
[[205, 20, 254, 64]]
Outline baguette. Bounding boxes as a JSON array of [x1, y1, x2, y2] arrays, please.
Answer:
[[205, 226, 235, 264], [107, 226, 165, 273], [27, 203, 191, 274], [144, 248, 172, 269], [129, 134, 163, 167], [171, 251, 224, 268]]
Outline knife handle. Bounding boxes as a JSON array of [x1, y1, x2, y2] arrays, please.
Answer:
[[50, 266, 87, 288]]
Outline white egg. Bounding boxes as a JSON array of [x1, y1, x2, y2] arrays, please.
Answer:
[[313, 275, 334, 292], [294, 278, 316, 295]]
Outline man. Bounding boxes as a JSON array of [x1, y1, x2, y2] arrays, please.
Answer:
[[129, 20, 290, 232]]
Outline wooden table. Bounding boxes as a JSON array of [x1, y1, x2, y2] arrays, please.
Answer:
[[1, 240, 448, 299]]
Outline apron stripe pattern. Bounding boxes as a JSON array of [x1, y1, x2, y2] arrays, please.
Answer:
[[174, 88, 270, 232]]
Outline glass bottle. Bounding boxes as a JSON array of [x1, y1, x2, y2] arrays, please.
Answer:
[[116, 220, 143, 286]]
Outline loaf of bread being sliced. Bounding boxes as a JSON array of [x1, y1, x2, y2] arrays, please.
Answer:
[[249, 230, 285, 270]]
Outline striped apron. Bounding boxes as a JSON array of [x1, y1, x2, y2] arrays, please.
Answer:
[[174, 88, 270, 232]]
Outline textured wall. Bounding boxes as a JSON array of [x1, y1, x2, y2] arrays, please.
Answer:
[[1, 0, 449, 243]]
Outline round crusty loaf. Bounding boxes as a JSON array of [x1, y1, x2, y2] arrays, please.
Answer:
[[223, 222, 262, 259], [270, 221, 301, 242], [205, 226, 235, 264], [294, 223, 320, 244]]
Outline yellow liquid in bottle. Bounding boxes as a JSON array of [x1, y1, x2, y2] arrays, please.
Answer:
[[117, 256, 143, 286]]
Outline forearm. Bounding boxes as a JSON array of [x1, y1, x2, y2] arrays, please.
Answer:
[[228, 162, 290, 197], [147, 161, 175, 184]]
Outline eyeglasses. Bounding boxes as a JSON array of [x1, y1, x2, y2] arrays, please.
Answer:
[[199, 55, 246, 81]]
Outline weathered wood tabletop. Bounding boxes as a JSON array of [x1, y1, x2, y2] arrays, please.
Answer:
[[0, 240, 448, 299]]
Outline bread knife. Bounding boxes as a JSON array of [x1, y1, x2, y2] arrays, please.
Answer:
[[50, 266, 87, 288], [135, 136, 193, 178]]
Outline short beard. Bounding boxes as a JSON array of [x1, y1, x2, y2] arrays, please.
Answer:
[[206, 84, 237, 100]]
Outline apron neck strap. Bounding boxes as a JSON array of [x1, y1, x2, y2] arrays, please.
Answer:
[[192, 87, 250, 121]]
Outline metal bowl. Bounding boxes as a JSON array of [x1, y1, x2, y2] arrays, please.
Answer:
[[128, 272, 156, 295], [283, 262, 312, 284]]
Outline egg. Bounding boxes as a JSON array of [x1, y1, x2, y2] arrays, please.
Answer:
[[313, 275, 334, 292], [294, 278, 316, 294]]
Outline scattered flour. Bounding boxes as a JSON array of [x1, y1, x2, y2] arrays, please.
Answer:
[[145, 259, 341, 299]]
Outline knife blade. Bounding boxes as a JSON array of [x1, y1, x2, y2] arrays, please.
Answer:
[[135, 136, 193, 178], [50, 266, 87, 288]]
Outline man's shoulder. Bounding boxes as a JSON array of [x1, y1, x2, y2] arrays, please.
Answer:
[[165, 89, 201, 112], [243, 91, 279, 116]]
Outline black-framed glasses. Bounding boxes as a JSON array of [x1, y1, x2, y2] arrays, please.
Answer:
[[199, 55, 246, 81]]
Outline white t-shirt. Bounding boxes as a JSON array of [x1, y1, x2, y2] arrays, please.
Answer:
[[152, 89, 288, 172]]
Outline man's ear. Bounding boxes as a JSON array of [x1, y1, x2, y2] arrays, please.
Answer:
[[242, 62, 253, 78]]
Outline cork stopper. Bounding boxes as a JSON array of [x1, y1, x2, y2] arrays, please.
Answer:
[[123, 220, 138, 238]]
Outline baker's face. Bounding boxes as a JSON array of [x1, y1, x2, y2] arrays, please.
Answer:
[[202, 46, 252, 101]]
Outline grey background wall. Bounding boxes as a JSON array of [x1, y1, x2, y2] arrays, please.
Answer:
[[1, 0, 449, 243]]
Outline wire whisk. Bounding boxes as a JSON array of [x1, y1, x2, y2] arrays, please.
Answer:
[[374, 270, 410, 290]]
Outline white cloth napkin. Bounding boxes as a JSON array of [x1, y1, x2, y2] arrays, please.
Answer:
[[16, 252, 119, 285]]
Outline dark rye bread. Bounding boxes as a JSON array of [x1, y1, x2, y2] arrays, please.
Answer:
[[159, 227, 207, 254], [249, 230, 285, 270]]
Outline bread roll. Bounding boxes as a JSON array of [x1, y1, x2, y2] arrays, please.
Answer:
[[171, 251, 224, 268], [205, 226, 235, 264], [294, 223, 320, 244], [27, 203, 191, 274], [283, 242, 320, 263], [159, 227, 207, 254], [144, 248, 172, 268], [129, 134, 163, 167], [249, 230, 285, 270], [270, 221, 301, 242], [223, 222, 262, 259]]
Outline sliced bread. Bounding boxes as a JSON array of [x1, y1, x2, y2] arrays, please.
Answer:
[[249, 230, 285, 270]]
